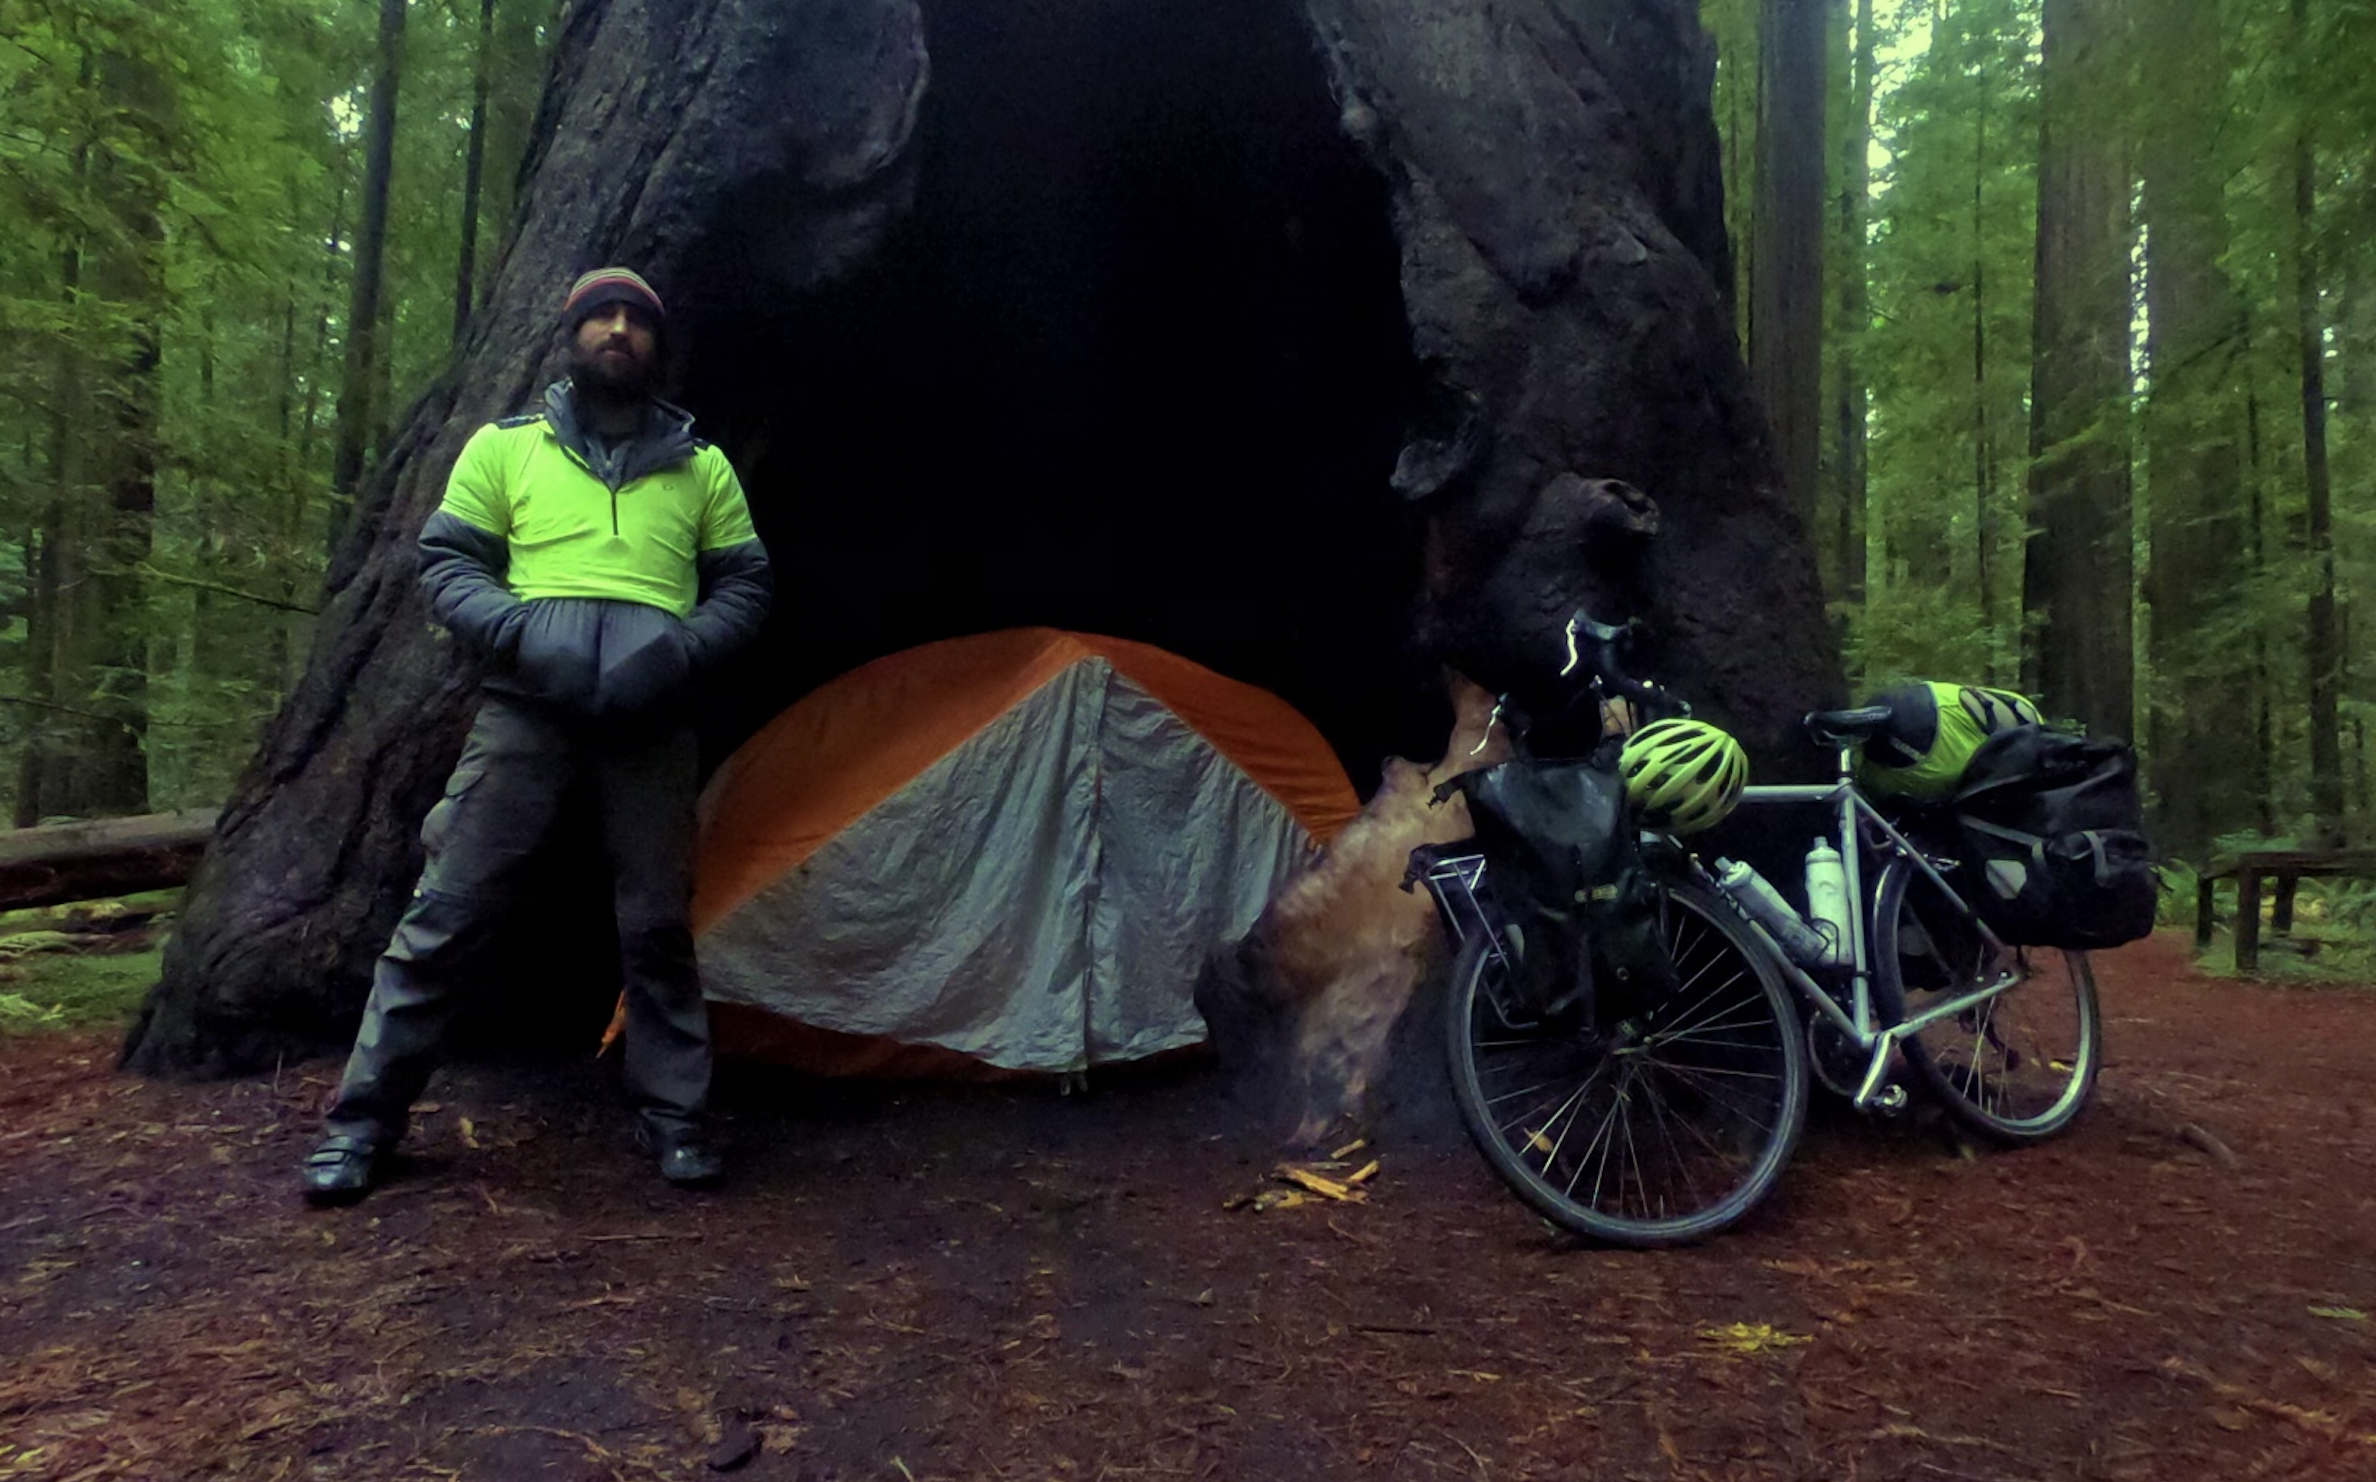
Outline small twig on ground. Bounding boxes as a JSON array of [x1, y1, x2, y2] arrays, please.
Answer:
[[1915, 1466, 2040, 1482], [2177, 1123, 2240, 1168]]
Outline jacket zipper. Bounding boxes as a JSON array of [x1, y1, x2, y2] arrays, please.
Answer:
[[551, 419, 628, 536]]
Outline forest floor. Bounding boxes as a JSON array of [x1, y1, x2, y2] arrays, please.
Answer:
[[3, 931, 2374, 1482]]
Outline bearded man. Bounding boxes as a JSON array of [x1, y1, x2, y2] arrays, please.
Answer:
[[301, 267, 771, 1204]]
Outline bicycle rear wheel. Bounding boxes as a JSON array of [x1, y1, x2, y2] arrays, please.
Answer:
[[1871, 858, 2100, 1143], [1445, 882, 1807, 1246]]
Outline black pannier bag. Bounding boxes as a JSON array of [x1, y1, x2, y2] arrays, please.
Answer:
[[1949, 727, 2156, 950], [1433, 756, 1678, 1019]]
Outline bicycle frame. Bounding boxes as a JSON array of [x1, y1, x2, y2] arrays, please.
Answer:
[[1719, 744, 2017, 1110], [1418, 741, 2024, 1116]]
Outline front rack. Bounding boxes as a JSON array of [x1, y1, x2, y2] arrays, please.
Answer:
[[1417, 853, 1509, 969]]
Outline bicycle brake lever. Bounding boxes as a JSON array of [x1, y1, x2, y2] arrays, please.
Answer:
[[1470, 699, 1505, 757]]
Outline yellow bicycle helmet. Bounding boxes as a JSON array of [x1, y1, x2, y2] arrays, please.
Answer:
[[1618, 718, 1747, 834]]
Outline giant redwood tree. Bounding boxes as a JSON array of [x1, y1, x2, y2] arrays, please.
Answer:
[[125, 0, 1839, 1076]]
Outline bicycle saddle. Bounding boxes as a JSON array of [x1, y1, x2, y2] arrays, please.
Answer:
[[1803, 705, 1895, 746]]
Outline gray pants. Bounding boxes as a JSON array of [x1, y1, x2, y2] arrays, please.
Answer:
[[324, 695, 709, 1146]]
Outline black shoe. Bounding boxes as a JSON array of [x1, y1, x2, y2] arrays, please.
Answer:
[[301, 1135, 383, 1206], [637, 1123, 723, 1187]]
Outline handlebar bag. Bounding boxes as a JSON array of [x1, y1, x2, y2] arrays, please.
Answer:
[[1949, 726, 2155, 950], [1435, 756, 1679, 1019], [1442, 756, 1630, 906]]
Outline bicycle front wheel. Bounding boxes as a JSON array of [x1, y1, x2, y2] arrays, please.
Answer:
[[1871, 858, 2101, 1143], [1445, 882, 1808, 1246]]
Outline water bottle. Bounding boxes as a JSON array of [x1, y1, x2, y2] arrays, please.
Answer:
[[1804, 839, 1851, 966], [1715, 858, 1830, 967]]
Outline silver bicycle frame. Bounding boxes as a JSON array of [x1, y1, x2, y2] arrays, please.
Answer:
[[1418, 746, 2024, 1114], [1728, 747, 2018, 1108]]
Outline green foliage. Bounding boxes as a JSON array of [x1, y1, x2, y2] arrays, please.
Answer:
[[0, 0, 556, 818], [1701, 0, 2376, 886], [1854, 0, 2040, 693], [2192, 875, 2376, 989], [0, 945, 163, 1032]]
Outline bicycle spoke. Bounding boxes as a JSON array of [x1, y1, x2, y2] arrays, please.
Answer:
[[1643, 1072, 1742, 1168], [1637, 970, 1756, 1047], [1570, 1090, 1627, 1206], [1621, 1089, 1654, 1219], [1648, 988, 1781, 1043], [1490, 1072, 1594, 1151], [1638, 1079, 1711, 1213], [1650, 1059, 1785, 1133]]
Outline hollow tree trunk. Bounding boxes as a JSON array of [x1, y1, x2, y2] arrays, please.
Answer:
[[126, 0, 1837, 1077]]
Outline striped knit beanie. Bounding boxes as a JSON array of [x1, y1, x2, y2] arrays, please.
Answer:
[[563, 267, 665, 330]]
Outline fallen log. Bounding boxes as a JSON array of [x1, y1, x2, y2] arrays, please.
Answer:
[[0, 810, 217, 911]]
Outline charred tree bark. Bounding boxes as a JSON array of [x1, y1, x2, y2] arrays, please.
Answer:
[[127, 0, 1837, 1077]]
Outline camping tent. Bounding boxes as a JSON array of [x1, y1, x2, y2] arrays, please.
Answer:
[[692, 629, 1361, 1075]]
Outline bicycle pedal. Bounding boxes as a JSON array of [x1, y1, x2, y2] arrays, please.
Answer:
[[1870, 1083, 1909, 1115]]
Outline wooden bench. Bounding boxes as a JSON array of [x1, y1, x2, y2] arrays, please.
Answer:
[[2195, 848, 2376, 973]]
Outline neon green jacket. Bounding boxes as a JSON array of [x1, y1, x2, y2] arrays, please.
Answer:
[[1856, 681, 2044, 799], [417, 382, 771, 716]]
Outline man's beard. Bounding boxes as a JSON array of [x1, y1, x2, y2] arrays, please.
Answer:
[[568, 341, 654, 400]]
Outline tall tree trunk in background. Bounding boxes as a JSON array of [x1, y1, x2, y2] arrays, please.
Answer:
[[327, 0, 408, 558], [2246, 389, 2276, 833], [17, 53, 94, 827], [20, 49, 160, 822], [269, 277, 301, 693], [2343, 243, 2375, 832], [2138, 0, 2252, 863], [2022, 0, 2133, 740], [18, 242, 83, 827], [454, 0, 498, 347], [1970, 60, 1996, 674], [299, 176, 352, 472], [1824, 0, 1872, 615], [480, 0, 557, 261], [1751, 0, 1826, 523], [76, 50, 168, 815], [2292, 0, 2345, 839]]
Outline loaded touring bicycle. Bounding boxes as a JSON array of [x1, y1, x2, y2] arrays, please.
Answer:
[[1408, 617, 2153, 1245]]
